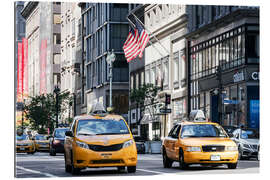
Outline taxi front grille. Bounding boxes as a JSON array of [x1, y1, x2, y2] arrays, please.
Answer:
[[88, 144, 123, 152], [91, 159, 123, 164], [202, 145, 225, 152]]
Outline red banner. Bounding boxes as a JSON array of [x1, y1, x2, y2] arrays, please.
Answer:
[[17, 42, 23, 102], [40, 40, 47, 94], [23, 38, 28, 96]]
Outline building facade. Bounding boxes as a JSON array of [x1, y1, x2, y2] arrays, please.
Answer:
[[130, 4, 188, 141], [79, 3, 131, 118], [15, 1, 25, 100], [186, 6, 259, 129], [60, 2, 82, 122], [21, 2, 61, 98]]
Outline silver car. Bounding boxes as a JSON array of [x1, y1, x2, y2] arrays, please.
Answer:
[[231, 128, 259, 160]]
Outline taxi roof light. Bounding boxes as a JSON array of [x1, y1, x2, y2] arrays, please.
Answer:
[[88, 102, 107, 116], [189, 110, 206, 122]]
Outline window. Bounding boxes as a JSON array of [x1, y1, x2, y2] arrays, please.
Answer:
[[53, 14, 61, 24], [71, 19, 75, 37], [151, 67, 156, 85], [173, 52, 179, 83], [53, 54, 60, 64], [247, 33, 259, 63], [54, 34, 61, 44]]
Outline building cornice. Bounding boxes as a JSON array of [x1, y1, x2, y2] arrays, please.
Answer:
[[21, 1, 38, 19]]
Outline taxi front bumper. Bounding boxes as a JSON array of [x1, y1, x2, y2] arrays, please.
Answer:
[[16, 145, 35, 153], [35, 144, 50, 151], [184, 151, 238, 164], [73, 144, 137, 168]]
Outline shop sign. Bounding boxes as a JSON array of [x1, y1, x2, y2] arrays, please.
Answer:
[[251, 72, 259, 80], [233, 71, 244, 83]]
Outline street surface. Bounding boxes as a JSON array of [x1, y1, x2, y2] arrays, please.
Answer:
[[16, 152, 259, 178]]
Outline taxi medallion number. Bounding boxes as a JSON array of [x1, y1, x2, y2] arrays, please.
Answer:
[[210, 155, 220, 161]]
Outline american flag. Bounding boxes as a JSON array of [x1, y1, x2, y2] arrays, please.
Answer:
[[135, 20, 149, 59], [123, 28, 140, 62], [123, 20, 150, 62]]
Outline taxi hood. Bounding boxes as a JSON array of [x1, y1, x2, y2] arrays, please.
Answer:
[[76, 134, 132, 145], [16, 140, 32, 144], [181, 137, 236, 146]]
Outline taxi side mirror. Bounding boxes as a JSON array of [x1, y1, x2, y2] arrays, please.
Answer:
[[65, 131, 74, 137]]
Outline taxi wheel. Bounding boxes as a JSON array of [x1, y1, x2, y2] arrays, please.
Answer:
[[49, 148, 56, 156], [71, 153, 81, 175], [163, 149, 173, 168], [117, 166, 125, 172], [127, 166, 136, 173], [179, 149, 188, 170], [64, 153, 72, 173], [227, 163, 237, 169]]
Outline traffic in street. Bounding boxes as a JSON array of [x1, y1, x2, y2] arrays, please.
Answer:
[[16, 152, 259, 178]]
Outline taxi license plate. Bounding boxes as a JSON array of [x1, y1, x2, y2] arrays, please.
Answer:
[[101, 153, 112, 159], [20, 147, 25, 150], [210, 155, 220, 161]]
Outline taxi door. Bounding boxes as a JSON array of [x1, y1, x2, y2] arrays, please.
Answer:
[[170, 125, 181, 160], [164, 125, 178, 159]]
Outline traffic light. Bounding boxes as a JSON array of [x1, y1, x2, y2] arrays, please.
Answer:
[[165, 93, 171, 106]]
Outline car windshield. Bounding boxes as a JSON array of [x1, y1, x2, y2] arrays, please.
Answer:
[[76, 119, 130, 136], [54, 129, 68, 138], [181, 124, 227, 138], [16, 135, 28, 140], [35, 135, 46, 140], [241, 129, 259, 139]]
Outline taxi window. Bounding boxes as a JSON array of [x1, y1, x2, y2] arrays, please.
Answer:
[[76, 119, 129, 136], [180, 124, 227, 138], [16, 134, 28, 140], [168, 125, 178, 137]]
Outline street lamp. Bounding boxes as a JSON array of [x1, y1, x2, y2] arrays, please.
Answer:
[[54, 85, 60, 128], [106, 49, 116, 110]]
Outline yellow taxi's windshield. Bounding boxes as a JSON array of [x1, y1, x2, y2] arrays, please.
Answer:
[[16, 134, 29, 140], [35, 135, 46, 140], [76, 119, 129, 136], [181, 124, 227, 138]]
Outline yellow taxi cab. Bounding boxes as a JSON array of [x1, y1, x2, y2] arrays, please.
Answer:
[[64, 103, 137, 174], [33, 134, 50, 152], [16, 134, 35, 154], [162, 110, 238, 169]]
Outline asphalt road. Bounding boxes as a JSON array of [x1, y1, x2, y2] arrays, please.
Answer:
[[15, 152, 259, 178]]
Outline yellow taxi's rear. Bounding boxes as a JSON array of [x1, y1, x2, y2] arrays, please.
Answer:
[[34, 135, 50, 151], [64, 112, 137, 174], [16, 135, 35, 154]]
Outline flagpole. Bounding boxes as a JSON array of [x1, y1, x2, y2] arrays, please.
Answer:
[[126, 16, 164, 58], [131, 12, 170, 55]]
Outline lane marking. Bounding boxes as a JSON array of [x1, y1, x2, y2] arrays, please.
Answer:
[[137, 168, 169, 175], [16, 166, 58, 178]]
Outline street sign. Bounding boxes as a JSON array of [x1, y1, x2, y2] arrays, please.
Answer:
[[223, 100, 239, 104], [159, 108, 171, 114]]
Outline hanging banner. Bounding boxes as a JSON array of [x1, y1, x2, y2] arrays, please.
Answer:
[[22, 38, 28, 97], [40, 40, 47, 94], [17, 42, 23, 102]]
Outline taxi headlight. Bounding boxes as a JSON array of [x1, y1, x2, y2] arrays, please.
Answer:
[[225, 146, 238, 151], [243, 144, 250, 149], [186, 146, 201, 152], [76, 141, 89, 149], [123, 140, 133, 148]]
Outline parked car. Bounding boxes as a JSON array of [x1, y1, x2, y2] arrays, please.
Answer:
[[33, 134, 50, 152], [134, 136, 145, 154], [231, 128, 259, 160], [162, 121, 238, 169], [222, 126, 238, 137], [64, 103, 137, 174], [49, 128, 69, 156], [16, 134, 35, 154]]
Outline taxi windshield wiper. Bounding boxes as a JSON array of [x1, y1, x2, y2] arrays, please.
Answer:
[[77, 133, 96, 136], [96, 132, 128, 135]]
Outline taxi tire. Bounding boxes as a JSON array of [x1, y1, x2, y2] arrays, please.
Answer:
[[179, 149, 188, 170], [163, 149, 173, 168], [227, 163, 237, 169], [71, 152, 81, 175], [127, 166, 136, 173], [64, 153, 72, 173], [117, 166, 125, 172]]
